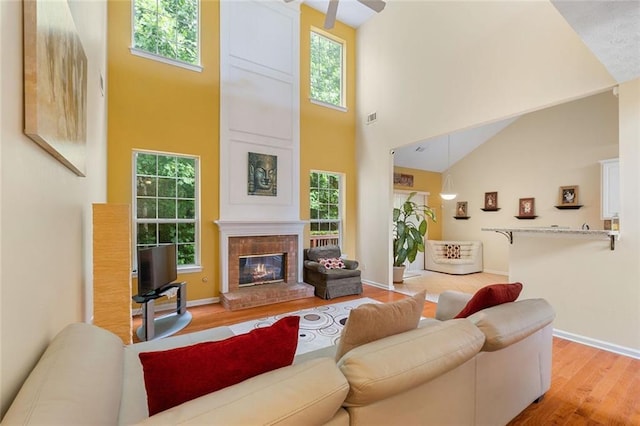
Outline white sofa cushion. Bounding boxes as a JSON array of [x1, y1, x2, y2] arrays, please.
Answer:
[[120, 326, 235, 424], [134, 358, 349, 425], [1, 323, 124, 425], [338, 319, 484, 405]]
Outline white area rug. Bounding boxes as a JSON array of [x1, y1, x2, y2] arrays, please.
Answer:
[[229, 298, 379, 356]]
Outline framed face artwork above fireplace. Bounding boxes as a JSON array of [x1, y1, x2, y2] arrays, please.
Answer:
[[248, 152, 277, 196]]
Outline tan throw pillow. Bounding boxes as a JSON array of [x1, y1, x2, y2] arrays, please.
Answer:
[[335, 290, 426, 360]]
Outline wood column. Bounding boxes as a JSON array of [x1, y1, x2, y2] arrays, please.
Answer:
[[93, 204, 132, 344]]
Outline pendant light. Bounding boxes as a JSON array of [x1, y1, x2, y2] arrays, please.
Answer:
[[440, 135, 457, 200]]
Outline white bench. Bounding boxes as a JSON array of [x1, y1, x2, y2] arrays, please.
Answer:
[[425, 240, 483, 274]]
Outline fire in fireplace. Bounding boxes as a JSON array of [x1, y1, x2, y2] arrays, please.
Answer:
[[239, 253, 286, 287]]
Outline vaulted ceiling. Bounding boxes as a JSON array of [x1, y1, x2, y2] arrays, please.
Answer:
[[302, 0, 639, 172]]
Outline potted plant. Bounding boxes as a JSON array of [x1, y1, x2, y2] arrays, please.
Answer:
[[392, 192, 436, 283]]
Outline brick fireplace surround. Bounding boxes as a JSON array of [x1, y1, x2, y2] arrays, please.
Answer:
[[216, 222, 314, 310]]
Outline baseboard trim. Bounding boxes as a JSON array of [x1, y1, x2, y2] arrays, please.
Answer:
[[362, 279, 391, 290], [132, 297, 219, 316], [554, 328, 640, 360], [482, 268, 509, 276]]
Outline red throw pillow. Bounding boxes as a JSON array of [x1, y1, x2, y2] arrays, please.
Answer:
[[139, 316, 300, 415], [454, 282, 523, 318]]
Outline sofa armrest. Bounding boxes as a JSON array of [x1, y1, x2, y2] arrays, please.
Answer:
[[435, 290, 473, 320], [136, 358, 349, 425], [304, 260, 328, 273], [343, 259, 359, 270], [338, 320, 484, 406], [2, 323, 124, 425]]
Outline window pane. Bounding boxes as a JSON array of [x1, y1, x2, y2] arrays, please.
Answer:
[[136, 153, 157, 175], [319, 189, 330, 204], [329, 174, 339, 189], [318, 173, 328, 189], [310, 32, 343, 107], [177, 157, 196, 177], [319, 204, 329, 219], [329, 205, 339, 219], [133, 0, 198, 65], [137, 176, 157, 197], [159, 223, 177, 243], [158, 199, 176, 218], [138, 223, 157, 245], [178, 200, 195, 219], [329, 189, 339, 205], [158, 177, 176, 197], [158, 155, 177, 177], [309, 171, 341, 245], [177, 243, 195, 265], [310, 172, 319, 188], [177, 223, 195, 243], [177, 177, 195, 198], [137, 198, 157, 219], [134, 151, 199, 269]]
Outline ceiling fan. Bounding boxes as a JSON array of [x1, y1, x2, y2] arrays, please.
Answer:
[[285, 0, 386, 29]]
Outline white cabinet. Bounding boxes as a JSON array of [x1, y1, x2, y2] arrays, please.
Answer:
[[600, 158, 620, 220]]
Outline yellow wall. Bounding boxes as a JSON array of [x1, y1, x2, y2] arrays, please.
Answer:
[[393, 166, 443, 241], [107, 2, 358, 302], [300, 5, 358, 259], [107, 0, 220, 301]]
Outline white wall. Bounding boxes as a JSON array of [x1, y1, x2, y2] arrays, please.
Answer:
[[356, 1, 640, 353], [443, 92, 619, 274], [509, 81, 639, 355], [219, 0, 300, 221], [0, 0, 107, 416], [356, 0, 616, 288]]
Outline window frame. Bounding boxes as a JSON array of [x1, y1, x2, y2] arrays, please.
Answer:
[[132, 150, 202, 274], [130, 0, 203, 72], [309, 170, 344, 248], [309, 28, 346, 111]]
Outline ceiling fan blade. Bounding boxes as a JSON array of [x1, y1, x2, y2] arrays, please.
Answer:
[[357, 0, 385, 13], [324, 0, 338, 29]]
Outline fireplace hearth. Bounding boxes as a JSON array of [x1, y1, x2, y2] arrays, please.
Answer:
[[216, 227, 314, 310]]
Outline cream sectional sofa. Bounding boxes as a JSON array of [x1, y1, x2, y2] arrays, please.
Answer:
[[2, 296, 555, 425], [426, 240, 483, 274]]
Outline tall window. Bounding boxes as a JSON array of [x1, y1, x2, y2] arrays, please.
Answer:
[[310, 30, 344, 108], [309, 171, 342, 248], [134, 151, 199, 268], [132, 0, 199, 66]]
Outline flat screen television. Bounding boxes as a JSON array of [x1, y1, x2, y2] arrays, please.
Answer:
[[137, 244, 178, 296]]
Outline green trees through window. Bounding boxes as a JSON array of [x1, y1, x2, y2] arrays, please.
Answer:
[[310, 171, 342, 247], [133, 0, 199, 65], [135, 152, 199, 267], [310, 31, 344, 107]]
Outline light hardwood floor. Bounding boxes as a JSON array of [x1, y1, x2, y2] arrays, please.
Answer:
[[393, 270, 509, 300], [132, 280, 640, 425]]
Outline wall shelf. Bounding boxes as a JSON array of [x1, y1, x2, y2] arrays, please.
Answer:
[[515, 215, 538, 219], [453, 216, 470, 220], [555, 205, 583, 210], [481, 227, 620, 250], [480, 208, 501, 212]]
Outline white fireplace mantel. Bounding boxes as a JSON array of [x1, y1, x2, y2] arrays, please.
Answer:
[[214, 220, 307, 293]]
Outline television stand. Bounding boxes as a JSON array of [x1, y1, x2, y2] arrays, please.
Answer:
[[132, 282, 191, 341]]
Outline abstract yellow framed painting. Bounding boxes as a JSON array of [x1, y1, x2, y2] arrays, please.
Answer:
[[23, 0, 87, 176]]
